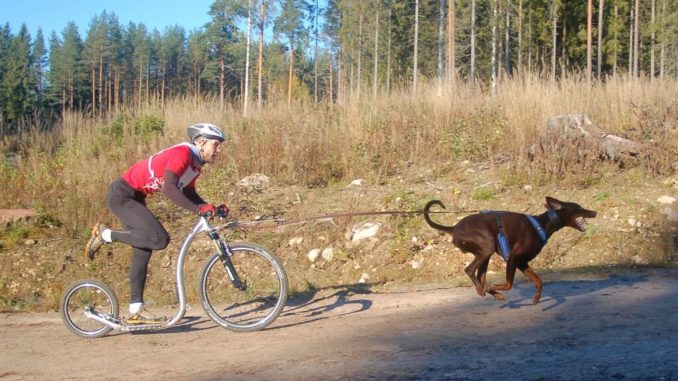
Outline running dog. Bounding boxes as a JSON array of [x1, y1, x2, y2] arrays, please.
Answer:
[[423, 197, 596, 303]]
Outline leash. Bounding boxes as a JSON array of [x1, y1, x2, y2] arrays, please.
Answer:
[[215, 208, 480, 232]]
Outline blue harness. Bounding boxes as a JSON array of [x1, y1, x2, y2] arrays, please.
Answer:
[[483, 211, 550, 261]]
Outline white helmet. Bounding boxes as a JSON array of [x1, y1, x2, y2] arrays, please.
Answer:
[[187, 123, 226, 142]]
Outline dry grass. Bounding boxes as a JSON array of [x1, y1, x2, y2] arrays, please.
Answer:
[[0, 76, 675, 236]]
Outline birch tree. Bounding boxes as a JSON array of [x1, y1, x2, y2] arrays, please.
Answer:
[[597, 0, 604, 79]]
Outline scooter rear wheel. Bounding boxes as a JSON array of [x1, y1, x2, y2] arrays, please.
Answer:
[[60, 279, 119, 338]]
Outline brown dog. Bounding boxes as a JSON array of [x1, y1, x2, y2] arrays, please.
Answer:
[[424, 197, 596, 303]]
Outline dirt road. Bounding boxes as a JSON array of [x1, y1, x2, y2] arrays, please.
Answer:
[[1, 267, 677, 381]]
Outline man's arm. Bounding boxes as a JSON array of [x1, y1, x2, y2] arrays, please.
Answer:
[[162, 169, 201, 212]]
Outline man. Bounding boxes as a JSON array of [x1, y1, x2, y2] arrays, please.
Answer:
[[85, 123, 228, 325]]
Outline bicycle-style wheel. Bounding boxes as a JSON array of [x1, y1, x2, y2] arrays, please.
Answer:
[[198, 242, 288, 332], [60, 279, 118, 338]]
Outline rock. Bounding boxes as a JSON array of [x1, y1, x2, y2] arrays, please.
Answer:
[[347, 222, 381, 242], [288, 236, 304, 246], [657, 196, 676, 205], [631, 255, 647, 265], [237, 173, 271, 192], [23, 239, 37, 246], [358, 272, 370, 283], [0, 209, 37, 224], [321, 247, 334, 261], [410, 260, 422, 269], [348, 179, 365, 187], [307, 249, 321, 263], [523, 185, 533, 192], [660, 207, 678, 223], [534, 114, 642, 161], [544, 114, 599, 139], [599, 133, 641, 159]]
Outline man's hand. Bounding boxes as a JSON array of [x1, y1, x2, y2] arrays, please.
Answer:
[[198, 204, 216, 217]]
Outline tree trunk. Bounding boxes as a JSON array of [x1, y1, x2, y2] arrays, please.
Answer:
[[505, 0, 511, 76], [650, 0, 655, 79], [99, 51, 103, 116], [257, 0, 266, 109], [114, 70, 120, 113], [314, 0, 319, 103], [220, 57, 225, 111], [628, 7, 633, 77], [597, 0, 605, 79], [91, 67, 96, 116], [244, 0, 252, 116], [447, 0, 456, 86], [107, 67, 112, 113], [373, 2, 380, 100], [138, 64, 143, 109], [633, 0, 639, 77], [338, 51, 343, 104], [552, 0, 558, 82], [471, 0, 476, 88], [612, 5, 618, 76], [387, 6, 392, 94], [413, 0, 419, 94], [659, 0, 665, 78], [587, 0, 592, 82], [491, 0, 497, 94], [329, 56, 334, 102], [517, 0, 523, 72], [561, 18, 567, 76], [357, 12, 363, 101], [437, 0, 444, 95], [161, 63, 166, 105], [527, 5, 532, 73], [287, 41, 294, 106]]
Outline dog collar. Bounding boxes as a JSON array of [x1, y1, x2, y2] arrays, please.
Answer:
[[526, 215, 548, 244], [546, 208, 563, 229]]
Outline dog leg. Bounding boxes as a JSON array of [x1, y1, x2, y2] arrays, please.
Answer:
[[477, 259, 491, 294], [520, 266, 543, 304], [478, 259, 506, 300], [464, 254, 492, 297], [488, 260, 518, 300]]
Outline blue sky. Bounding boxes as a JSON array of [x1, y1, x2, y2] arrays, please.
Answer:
[[1, 0, 217, 38]]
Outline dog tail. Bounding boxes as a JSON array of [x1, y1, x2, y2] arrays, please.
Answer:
[[423, 200, 455, 232]]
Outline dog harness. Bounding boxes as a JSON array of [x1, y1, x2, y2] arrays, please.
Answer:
[[483, 211, 550, 261]]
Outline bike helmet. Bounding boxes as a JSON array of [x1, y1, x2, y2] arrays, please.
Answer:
[[187, 123, 226, 142]]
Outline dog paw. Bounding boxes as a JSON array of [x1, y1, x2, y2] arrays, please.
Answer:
[[493, 293, 506, 301], [532, 294, 541, 304]]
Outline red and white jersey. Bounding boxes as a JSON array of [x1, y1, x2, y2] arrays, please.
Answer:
[[122, 143, 202, 195]]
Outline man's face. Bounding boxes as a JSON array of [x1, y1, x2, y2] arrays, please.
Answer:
[[200, 139, 222, 163]]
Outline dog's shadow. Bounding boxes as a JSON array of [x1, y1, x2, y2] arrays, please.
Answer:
[[500, 272, 648, 311]]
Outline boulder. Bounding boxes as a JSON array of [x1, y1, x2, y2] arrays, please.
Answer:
[[533, 114, 642, 160], [238, 173, 271, 192]]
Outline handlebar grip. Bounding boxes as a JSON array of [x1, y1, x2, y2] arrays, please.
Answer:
[[216, 205, 229, 219]]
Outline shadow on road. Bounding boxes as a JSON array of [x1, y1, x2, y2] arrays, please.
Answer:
[[501, 272, 649, 311], [129, 315, 217, 336], [272, 283, 376, 329]]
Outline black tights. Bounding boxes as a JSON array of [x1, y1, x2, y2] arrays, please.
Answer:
[[106, 178, 170, 304]]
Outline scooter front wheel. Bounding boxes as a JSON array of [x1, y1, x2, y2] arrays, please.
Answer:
[[60, 279, 119, 338], [198, 243, 288, 332]]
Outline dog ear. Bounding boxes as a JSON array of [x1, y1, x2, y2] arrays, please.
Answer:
[[545, 196, 563, 210]]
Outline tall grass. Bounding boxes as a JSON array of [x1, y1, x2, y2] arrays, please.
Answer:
[[1, 76, 675, 235]]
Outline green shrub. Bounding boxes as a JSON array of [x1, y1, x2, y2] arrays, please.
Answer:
[[133, 114, 165, 138]]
